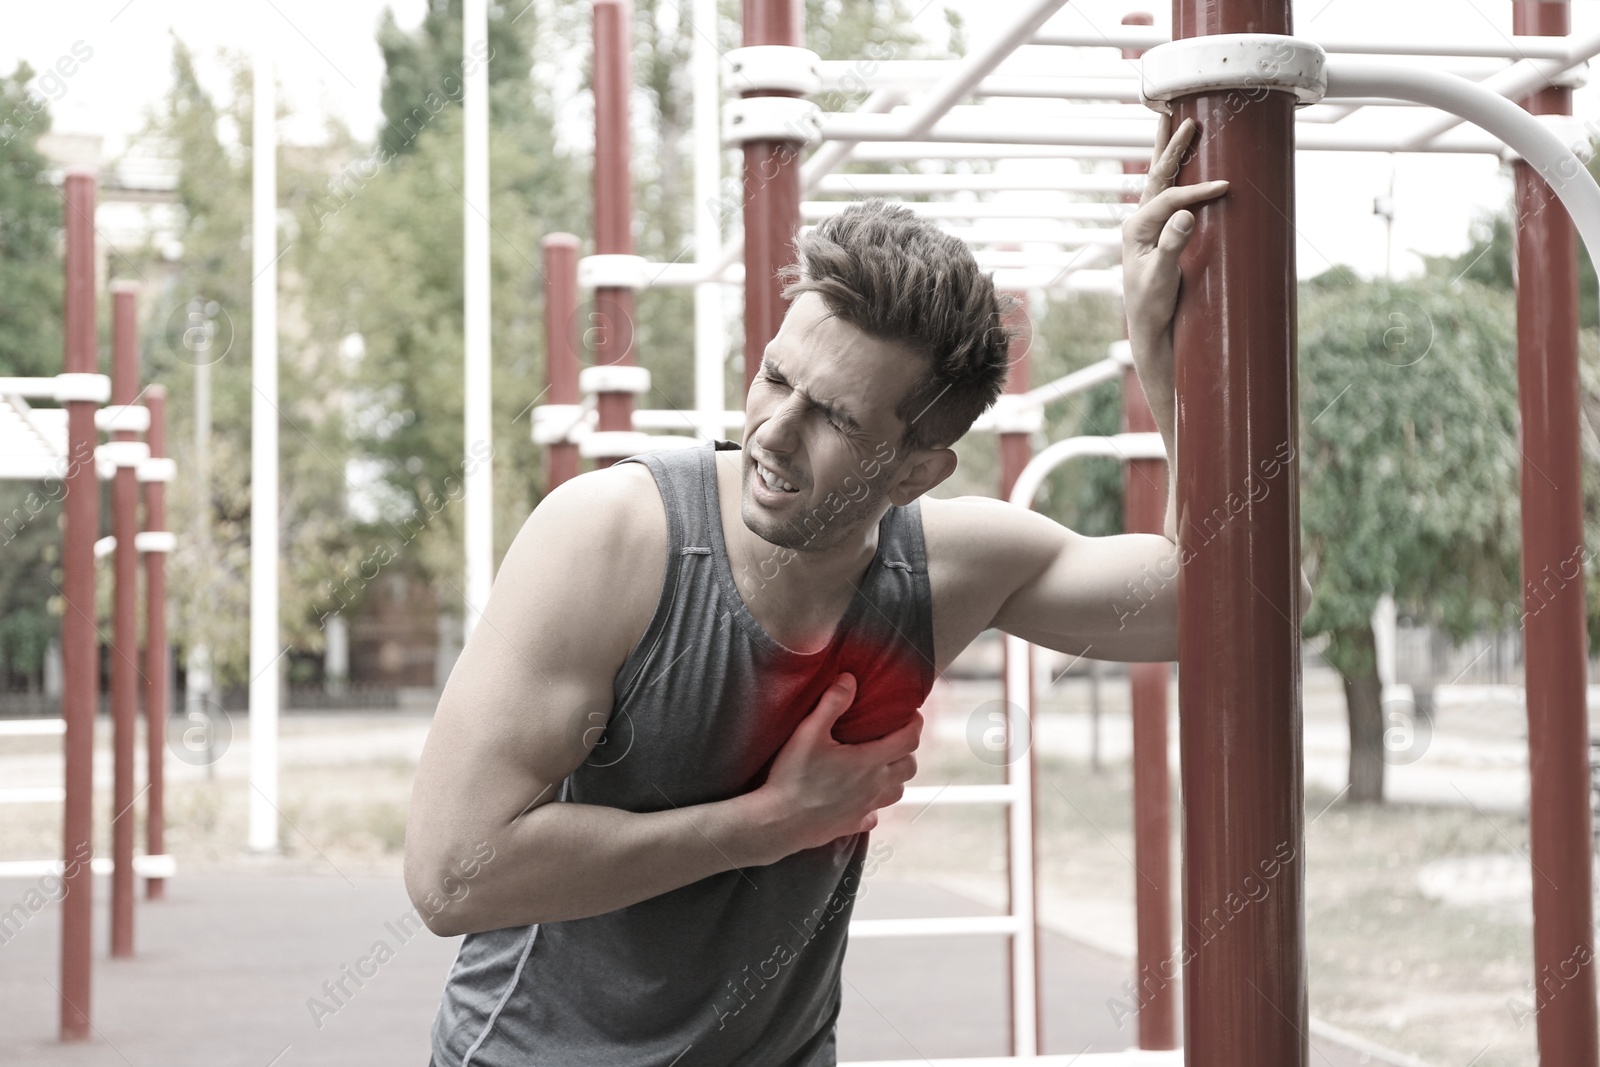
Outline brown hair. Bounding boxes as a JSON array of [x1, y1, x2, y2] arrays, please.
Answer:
[[780, 198, 1016, 452]]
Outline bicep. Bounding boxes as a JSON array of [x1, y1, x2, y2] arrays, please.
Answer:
[[408, 470, 663, 867]]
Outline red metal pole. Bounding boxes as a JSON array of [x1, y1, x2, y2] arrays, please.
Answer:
[[740, 0, 804, 397], [592, 0, 636, 465], [1168, 1, 1305, 1063], [996, 291, 1032, 1055], [1121, 13, 1177, 1051], [143, 385, 169, 901], [997, 293, 1032, 502], [1512, 3, 1599, 1063], [109, 282, 140, 958], [543, 233, 582, 489], [60, 166, 99, 1041]]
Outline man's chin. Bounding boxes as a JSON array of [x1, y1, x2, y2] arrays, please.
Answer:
[[740, 493, 808, 551]]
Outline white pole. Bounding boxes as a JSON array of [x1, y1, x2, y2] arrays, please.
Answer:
[[248, 39, 280, 853], [1004, 631, 1038, 1056], [692, 0, 725, 442], [463, 0, 493, 639]]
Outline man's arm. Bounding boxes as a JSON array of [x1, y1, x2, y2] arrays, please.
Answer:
[[404, 465, 920, 936]]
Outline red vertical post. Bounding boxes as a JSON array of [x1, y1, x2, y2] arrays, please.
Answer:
[[1512, 3, 1598, 1064], [592, 0, 636, 464], [1168, 1, 1305, 1063], [1121, 11, 1176, 1051], [996, 291, 1032, 1055], [997, 293, 1032, 502], [740, 0, 804, 396], [543, 233, 582, 489], [109, 282, 140, 958], [59, 166, 100, 1041], [142, 385, 169, 901]]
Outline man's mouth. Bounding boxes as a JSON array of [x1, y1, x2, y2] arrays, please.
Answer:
[[754, 460, 800, 493]]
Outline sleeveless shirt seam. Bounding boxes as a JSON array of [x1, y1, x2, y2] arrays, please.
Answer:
[[612, 455, 688, 699], [459, 925, 538, 1067]]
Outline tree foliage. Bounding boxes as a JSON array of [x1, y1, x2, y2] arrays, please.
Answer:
[[0, 63, 63, 380], [1299, 274, 1522, 654], [133, 42, 359, 690], [0, 63, 66, 688], [1299, 273, 1522, 800], [294, 0, 582, 653]]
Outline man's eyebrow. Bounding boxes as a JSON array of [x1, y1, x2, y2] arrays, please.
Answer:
[[811, 394, 864, 431], [762, 355, 864, 431]]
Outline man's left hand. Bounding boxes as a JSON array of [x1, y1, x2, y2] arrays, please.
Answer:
[[1122, 115, 1229, 363]]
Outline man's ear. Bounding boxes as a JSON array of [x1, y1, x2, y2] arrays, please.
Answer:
[[888, 447, 959, 506]]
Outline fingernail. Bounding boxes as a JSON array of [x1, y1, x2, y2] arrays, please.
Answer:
[[835, 673, 856, 689]]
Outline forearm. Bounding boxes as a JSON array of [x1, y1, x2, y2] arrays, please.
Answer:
[[1129, 324, 1179, 545], [414, 790, 788, 936]]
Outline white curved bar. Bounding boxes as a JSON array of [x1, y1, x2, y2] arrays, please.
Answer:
[[1324, 61, 1600, 269], [1008, 432, 1167, 511]]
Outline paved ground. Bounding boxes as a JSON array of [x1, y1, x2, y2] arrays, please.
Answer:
[[0, 874, 1374, 1066]]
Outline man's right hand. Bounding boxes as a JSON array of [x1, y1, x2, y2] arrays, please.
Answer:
[[753, 673, 923, 859]]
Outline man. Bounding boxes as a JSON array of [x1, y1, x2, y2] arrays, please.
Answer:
[[411, 117, 1258, 1065]]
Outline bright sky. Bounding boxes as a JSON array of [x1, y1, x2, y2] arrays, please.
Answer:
[[6, 0, 1599, 281]]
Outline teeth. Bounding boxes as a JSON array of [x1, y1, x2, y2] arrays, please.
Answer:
[[758, 463, 797, 493]]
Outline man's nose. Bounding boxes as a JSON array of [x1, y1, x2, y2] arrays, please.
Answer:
[[754, 396, 805, 452]]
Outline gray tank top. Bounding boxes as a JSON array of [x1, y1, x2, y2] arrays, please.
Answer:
[[429, 441, 936, 1066]]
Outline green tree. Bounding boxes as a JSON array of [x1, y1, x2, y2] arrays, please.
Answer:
[[0, 62, 67, 689], [375, 0, 538, 159], [134, 42, 357, 692], [296, 1, 581, 637], [0, 62, 63, 380], [1426, 178, 1600, 657], [1298, 273, 1522, 802]]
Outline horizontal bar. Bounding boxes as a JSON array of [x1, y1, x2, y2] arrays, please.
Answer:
[[990, 267, 1124, 293], [1030, 24, 1577, 60], [0, 855, 177, 879], [813, 172, 1145, 195], [843, 143, 1153, 163], [1027, 357, 1124, 407], [631, 408, 745, 431], [0, 718, 65, 736], [848, 915, 1023, 938], [822, 112, 1508, 155], [895, 783, 1019, 806], [0, 786, 65, 804], [974, 248, 1123, 268]]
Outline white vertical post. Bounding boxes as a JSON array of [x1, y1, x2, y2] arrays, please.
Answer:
[[463, 0, 494, 639], [692, 0, 727, 441], [1004, 632, 1039, 1056], [248, 40, 280, 853], [1372, 590, 1397, 689]]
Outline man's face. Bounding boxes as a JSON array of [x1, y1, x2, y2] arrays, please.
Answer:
[[741, 292, 925, 552]]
